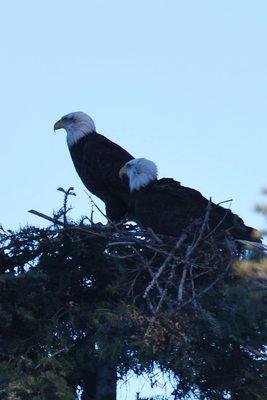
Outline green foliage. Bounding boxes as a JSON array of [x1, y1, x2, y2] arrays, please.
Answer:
[[0, 190, 266, 399]]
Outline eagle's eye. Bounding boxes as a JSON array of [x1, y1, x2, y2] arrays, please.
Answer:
[[64, 115, 75, 123]]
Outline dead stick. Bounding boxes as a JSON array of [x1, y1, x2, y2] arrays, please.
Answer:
[[28, 210, 64, 226], [178, 265, 188, 302], [143, 233, 187, 299]]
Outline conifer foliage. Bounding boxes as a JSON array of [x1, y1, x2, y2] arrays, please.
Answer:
[[0, 188, 266, 400]]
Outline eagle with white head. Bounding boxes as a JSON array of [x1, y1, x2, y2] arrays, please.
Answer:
[[54, 112, 134, 221], [119, 158, 263, 247]]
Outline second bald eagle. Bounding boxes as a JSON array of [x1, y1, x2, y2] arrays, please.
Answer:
[[54, 112, 134, 221], [119, 158, 261, 243]]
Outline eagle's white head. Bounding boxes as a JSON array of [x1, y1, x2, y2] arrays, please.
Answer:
[[119, 158, 158, 192], [54, 112, 96, 147]]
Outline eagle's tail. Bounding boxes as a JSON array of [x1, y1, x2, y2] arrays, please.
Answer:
[[237, 240, 267, 252]]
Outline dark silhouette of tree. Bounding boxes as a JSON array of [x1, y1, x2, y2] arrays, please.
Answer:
[[0, 188, 266, 400]]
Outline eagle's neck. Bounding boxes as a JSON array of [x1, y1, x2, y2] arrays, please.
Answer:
[[66, 123, 95, 147], [129, 172, 156, 192]]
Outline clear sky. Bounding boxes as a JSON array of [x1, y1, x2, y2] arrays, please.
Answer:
[[1, 1, 266, 398]]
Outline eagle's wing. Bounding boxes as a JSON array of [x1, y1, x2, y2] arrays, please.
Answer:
[[152, 179, 208, 222], [80, 133, 134, 220], [154, 179, 259, 240]]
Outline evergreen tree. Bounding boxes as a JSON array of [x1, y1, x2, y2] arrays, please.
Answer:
[[0, 188, 266, 400]]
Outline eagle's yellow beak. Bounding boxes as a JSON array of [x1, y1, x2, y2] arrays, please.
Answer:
[[54, 119, 65, 131], [119, 165, 127, 179]]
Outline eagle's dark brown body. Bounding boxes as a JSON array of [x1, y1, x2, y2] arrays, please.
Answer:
[[69, 133, 133, 221], [131, 178, 259, 240]]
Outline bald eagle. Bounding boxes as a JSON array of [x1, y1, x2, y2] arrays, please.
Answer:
[[119, 158, 262, 244], [54, 112, 134, 221]]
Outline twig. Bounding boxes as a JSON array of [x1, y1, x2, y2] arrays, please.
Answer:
[[145, 265, 176, 336], [143, 233, 188, 299], [189, 264, 197, 308], [204, 208, 232, 240], [147, 227, 163, 244], [28, 210, 64, 226], [185, 200, 212, 259], [181, 263, 231, 307], [28, 209, 108, 238], [35, 345, 74, 370], [216, 199, 233, 206], [243, 345, 264, 358], [108, 253, 136, 260], [106, 241, 135, 247], [144, 258, 164, 297], [178, 264, 188, 302], [84, 191, 111, 223]]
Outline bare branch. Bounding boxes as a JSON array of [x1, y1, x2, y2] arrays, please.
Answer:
[[28, 210, 64, 226]]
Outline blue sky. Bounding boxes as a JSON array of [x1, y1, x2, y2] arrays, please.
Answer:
[[1, 1, 266, 397]]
